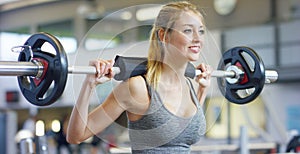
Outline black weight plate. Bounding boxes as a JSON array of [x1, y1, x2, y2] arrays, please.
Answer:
[[17, 32, 68, 106], [217, 46, 265, 104]]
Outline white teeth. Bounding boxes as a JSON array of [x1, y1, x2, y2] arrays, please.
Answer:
[[190, 46, 199, 50]]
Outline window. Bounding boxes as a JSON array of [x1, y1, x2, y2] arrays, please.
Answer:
[[0, 32, 31, 60], [38, 20, 77, 54]]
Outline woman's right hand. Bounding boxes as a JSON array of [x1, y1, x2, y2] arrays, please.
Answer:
[[195, 63, 212, 88], [86, 59, 115, 87]]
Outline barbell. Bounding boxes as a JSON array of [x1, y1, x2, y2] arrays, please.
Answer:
[[0, 32, 278, 106]]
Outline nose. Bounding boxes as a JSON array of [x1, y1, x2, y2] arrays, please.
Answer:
[[192, 31, 201, 43]]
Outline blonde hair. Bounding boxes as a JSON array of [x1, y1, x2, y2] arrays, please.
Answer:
[[146, 1, 204, 88]]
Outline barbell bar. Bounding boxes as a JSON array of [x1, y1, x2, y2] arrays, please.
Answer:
[[0, 61, 277, 83]]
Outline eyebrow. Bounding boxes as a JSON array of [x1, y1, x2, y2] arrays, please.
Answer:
[[182, 24, 204, 29]]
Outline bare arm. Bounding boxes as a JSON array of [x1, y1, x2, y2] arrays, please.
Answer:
[[67, 59, 126, 144], [66, 59, 148, 144], [195, 63, 212, 106], [196, 86, 208, 106], [67, 79, 127, 144]]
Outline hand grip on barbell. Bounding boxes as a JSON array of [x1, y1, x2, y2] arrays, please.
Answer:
[[0, 61, 278, 83]]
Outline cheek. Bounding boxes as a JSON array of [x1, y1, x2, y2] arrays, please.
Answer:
[[169, 34, 190, 50]]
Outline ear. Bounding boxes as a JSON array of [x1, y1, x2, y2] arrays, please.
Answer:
[[158, 28, 169, 42]]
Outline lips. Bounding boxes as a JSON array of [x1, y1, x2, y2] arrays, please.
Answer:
[[188, 46, 201, 53]]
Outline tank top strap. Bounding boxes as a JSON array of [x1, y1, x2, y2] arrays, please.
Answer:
[[140, 75, 152, 96], [185, 78, 201, 108]]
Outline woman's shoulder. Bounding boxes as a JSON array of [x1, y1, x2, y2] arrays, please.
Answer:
[[127, 75, 149, 99], [128, 75, 148, 90], [125, 76, 151, 119], [114, 75, 149, 108]]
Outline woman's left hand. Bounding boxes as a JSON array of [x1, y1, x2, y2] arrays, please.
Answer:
[[195, 63, 213, 87]]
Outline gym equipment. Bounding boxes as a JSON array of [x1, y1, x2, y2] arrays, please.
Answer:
[[217, 46, 269, 104], [0, 32, 278, 106], [17, 33, 68, 107], [286, 135, 300, 153]]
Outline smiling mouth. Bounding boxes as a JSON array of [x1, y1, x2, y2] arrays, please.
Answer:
[[189, 46, 201, 53]]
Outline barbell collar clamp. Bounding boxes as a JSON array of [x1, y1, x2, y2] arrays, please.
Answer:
[[225, 65, 245, 84], [32, 60, 44, 79]]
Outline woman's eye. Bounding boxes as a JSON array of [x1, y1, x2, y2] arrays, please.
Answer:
[[199, 30, 205, 35], [183, 29, 192, 33]]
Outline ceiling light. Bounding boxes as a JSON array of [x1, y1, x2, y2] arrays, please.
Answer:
[[77, 0, 105, 19], [136, 6, 162, 21], [120, 11, 132, 20]]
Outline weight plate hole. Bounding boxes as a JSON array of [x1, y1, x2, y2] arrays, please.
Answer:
[[241, 51, 255, 72], [41, 42, 57, 56], [236, 87, 255, 98], [38, 81, 55, 100]]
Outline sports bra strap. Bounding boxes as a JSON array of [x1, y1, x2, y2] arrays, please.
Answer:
[[140, 75, 152, 96]]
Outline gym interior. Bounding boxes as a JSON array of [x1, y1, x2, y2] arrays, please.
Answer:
[[0, 0, 300, 153]]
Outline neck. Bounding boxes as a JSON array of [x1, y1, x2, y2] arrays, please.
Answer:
[[160, 57, 188, 84]]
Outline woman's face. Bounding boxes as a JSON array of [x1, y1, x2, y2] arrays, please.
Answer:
[[165, 11, 205, 62]]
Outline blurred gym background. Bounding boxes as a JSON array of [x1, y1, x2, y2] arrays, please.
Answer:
[[0, 0, 300, 153]]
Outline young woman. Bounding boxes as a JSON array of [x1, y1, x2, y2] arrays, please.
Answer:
[[67, 1, 212, 153]]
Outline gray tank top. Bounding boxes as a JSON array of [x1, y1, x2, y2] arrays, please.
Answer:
[[128, 76, 206, 154]]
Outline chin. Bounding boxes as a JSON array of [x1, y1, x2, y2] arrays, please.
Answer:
[[188, 54, 200, 62], [187, 58, 198, 62]]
